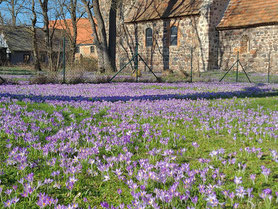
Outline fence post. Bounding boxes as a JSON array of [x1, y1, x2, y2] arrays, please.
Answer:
[[268, 53, 270, 83], [134, 42, 139, 82], [190, 47, 193, 83], [62, 37, 66, 84], [236, 51, 239, 82]]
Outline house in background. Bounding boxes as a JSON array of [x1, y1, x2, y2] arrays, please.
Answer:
[[0, 26, 35, 65], [0, 26, 67, 66], [49, 18, 97, 60]]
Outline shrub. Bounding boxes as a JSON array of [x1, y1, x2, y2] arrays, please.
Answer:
[[73, 57, 98, 72], [30, 72, 59, 84]]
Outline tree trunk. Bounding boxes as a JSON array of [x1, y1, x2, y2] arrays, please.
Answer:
[[11, 0, 16, 26], [70, 0, 77, 65], [61, 0, 78, 65], [39, 0, 54, 71], [82, 0, 103, 70], [31, 0, 41, 71], [82, 0, 115, 73], [32, 28, 41, 71], [108, 0, 117, 71], [92, 0, 113, 72]]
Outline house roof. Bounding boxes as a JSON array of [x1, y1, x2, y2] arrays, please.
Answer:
[[49, 18, 94, 45], [125, 0, 202, 23], [0, 26, 67, 52], [0, 26, 35, 51], [217, 0, 278, 30]]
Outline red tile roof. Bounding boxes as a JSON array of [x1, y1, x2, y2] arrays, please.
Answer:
[[217, 0, 278, 30], [49, 18, 95, 45], [125, 0, 202, 23]]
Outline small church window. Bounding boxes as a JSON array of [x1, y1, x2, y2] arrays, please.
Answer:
[[146, 28, 153, 47], [170, 26, 178, 46], [240, 35, 249, 53]]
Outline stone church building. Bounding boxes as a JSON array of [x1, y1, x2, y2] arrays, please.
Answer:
[[100, 0, 278, 74]]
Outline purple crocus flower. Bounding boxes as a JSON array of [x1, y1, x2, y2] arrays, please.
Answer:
[[206, 194, 218, 207], [263, 188, 272, 195], [234, 176, 242, 185], [11, 197, 19, 205], [222, 190, 229, 198], [191, 196, 198, 205], [117, 189, 122, 195], [4, 199, 12, 208], [261, 166, 271, 182], [229, 192, 235, 200], [100, 202, 109, 208], [233, 203, 239, 208], [236, 186, 246, 199], [5, 189, 12, 196], [66, 181, 74, 191], [37, 193, 54, 208], [192, 142, 199, 148], [247, 188, 253, 199], [25, 173, 34, 183], [249, 174, 256, 184]]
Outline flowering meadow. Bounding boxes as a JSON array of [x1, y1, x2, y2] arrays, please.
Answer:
[[0, 82, 278, 209]]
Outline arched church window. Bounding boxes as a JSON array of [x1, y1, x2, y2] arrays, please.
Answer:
[[146, 28, 153, 47], [170, 26, 178, 46]]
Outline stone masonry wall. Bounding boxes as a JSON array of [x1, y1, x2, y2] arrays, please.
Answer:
[[219, 25, 278, 74], [117, 17, 204, 74], [207, 0, 230, 70], [115, 0, 229, 73], [99, 0, 229, 73]]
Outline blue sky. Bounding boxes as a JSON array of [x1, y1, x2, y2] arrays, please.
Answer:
[[0, 0, 85, 28]]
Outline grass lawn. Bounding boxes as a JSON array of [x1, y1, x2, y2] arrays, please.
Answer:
[[0, 83, 277, 208]]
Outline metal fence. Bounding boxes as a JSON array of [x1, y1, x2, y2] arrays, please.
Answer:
[[0, 45, 278, 84]]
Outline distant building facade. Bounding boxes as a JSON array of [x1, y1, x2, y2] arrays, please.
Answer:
[[0, 26, 35, 65]]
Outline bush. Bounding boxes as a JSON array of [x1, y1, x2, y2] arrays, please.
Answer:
[[30, 72, 59, 84], [73, 57, 98, 72], [66, 69, 86, 84], [91, 75, 111, 83]]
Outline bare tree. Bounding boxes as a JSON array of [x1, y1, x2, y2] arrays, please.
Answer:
[[81, 0, 117, 72], [2, 0, 27, 26], [31, 0, 41, 71], [56, 0, 79, 64], [38, 0, 61, 71], [38, 0, 51, 69]]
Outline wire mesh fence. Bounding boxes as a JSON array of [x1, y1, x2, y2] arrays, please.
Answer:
[[0, 46, 278, 84], [1, 65, 278, 84]]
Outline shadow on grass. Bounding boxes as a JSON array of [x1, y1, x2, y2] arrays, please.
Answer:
[[0, 84, 277, 103]]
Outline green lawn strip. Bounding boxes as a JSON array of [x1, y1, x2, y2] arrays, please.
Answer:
[[239, 96, 278, 111], [199, 71, 278, 83]]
